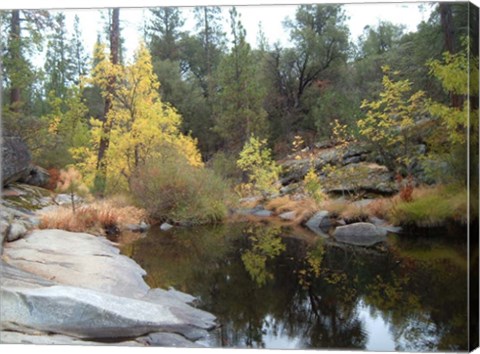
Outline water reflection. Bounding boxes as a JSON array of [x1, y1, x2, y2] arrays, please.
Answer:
[[123, 223, 468, 351]]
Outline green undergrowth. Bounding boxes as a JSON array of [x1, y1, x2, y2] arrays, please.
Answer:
[[130, 155, 236, 225], [388, 184, 469, 228]]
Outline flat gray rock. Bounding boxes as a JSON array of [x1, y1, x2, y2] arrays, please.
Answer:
[[137, 332, 204, 347], [279, 211, 296, 221], [4, 229, 150, 298], [160, 222, 173, 231], [252, 209, 272, 217], [333, 222, 387, 246], [1, 285, 216, 340], [0, 331, 141, 346]]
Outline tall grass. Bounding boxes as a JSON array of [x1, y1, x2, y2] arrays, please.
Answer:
[[265, 195, 319, 224], [39, 197, 147, 235], [387, 185, 468, 227]]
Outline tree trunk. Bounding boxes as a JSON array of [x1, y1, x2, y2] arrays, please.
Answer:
[[94, 8, 120, 195], [9, 10, 21, 112], [439, 3, 463, 108]]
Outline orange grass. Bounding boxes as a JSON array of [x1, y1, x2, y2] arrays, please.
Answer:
[[265, 195, 319, 224], [39, 198, 147, 235]]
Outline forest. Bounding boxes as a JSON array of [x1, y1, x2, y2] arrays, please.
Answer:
[[1, 2, 479, 230]]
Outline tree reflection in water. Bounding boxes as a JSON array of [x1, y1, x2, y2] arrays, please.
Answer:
[[124, 222, 468, 351]]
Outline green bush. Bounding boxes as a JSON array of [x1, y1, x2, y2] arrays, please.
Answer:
[[389, 185, 468, 227], [130, 155, 234, 225]]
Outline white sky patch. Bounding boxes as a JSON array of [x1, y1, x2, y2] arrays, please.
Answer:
[[48, 1, 435, 64]]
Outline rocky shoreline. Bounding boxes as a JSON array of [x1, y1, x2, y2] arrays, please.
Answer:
[[0, 187, 218, 347]]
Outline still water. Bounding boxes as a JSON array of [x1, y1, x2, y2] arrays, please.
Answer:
[[121, 222, 469, 351]]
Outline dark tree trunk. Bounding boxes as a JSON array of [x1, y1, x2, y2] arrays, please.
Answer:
[[439, 3, 455, 53], [9, 10, 21, 112], [439, 3, 463, 108], [94, 8, 120, 195]]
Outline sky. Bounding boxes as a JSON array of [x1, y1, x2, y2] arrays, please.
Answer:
[[60, 2, 432, 62], [0, 0, 443, 64]]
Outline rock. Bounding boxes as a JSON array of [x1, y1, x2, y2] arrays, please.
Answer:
[[137, 332, 204, 347], [0, 285, 216, 340], [279, 211, 296, 221], [369, 216, 402, 234], [322, 162, 397, 195], [1, 135, 31, 186], [160, 223, 173, 231], [1, 230, 218, 344], [252, 209, 273, 217], [19, 165, 50, 187], [125, 222, 150, 233], [352, 199, 375, 208], [4, 230, 150, 298], [343, 155, 363, 165], [333, 222, 387, 246], [6, 222, 27, 242], [305, 211, 331, 236], [0, 331, 142, 346], [55, 193, 82, 205]]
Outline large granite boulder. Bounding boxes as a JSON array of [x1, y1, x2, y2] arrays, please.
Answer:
[[4, 229, 150, 298], [2, 135, 31, 186], [1, 285, 216, 340], [333, 222, 387, 246], [19, 165, 50, 187], [322, 162, 397, 195], [1, 229, 217, 345]]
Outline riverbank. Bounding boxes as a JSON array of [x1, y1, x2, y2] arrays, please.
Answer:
[[0, 185, 217, 347]]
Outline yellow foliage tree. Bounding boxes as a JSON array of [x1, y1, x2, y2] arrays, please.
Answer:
[[73, 43, 202, 192], [357, 66, 427, 173], [428, 41, 479, 146]]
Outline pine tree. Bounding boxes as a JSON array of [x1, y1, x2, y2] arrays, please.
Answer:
[[214, 7, 268, 151], [44, 12, 75, 102]]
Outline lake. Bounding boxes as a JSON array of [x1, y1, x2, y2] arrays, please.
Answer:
[[121, 222, 470, 351]]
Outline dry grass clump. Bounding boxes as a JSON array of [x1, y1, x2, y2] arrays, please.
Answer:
[[320, 199, 369, 223], [39, 198, 147, 235], [265, 195, 319, 224]]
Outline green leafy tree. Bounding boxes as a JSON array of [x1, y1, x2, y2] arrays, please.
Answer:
[[283, 4, 349, 111], [1, 10, 50, 114], [424, 41, 479, 184], [215, 7, 269, 150], [34, 85, 90, 168]]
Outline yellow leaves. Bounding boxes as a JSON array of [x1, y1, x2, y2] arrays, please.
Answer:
[[79, 42, 204, 193], [357, 68, 426, 171], [48, 116, 61, 134], [237, 135, 281, 196]]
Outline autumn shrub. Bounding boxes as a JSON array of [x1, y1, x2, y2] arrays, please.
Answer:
[[130, 157, 234, 225], [237, 136, 282, 196], [303, 166, 325, 203], [55, 167, 90, 213]]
